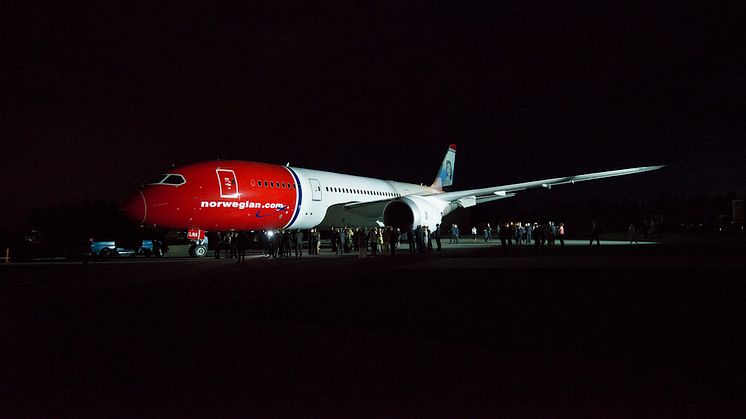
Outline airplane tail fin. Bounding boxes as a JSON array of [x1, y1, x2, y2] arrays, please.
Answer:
[[431, 144, 457, 191]]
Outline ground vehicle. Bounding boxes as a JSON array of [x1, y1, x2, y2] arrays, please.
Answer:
[[138, 239, 166, 257], [90, 241, 137, 260], [91, 240, 165, 260]]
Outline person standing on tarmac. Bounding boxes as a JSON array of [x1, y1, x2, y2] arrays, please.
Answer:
[[235, 231, 249, 263], [628, 223, 639, 245], [229, 232, 238, 259], [414, 225, 423, 254], [214, 231, 222, 259], [425, 226, 433, 253], [330, 228, 338, 254], [390, 227, 400, 256], [499, 222, 511, 256], [86, 236, 96, 264], [339, 227, 347, 255], [407, 226, 415, 254], [223, 232, 232, 258], [382, 227, 391, 255], [308, 229, 316, 255], [590, 221, 601, 246], [450, 224, 459, 244], [294, 229, 303, 257], [369, 228, 379, 257], [358, 228, 368, 258]]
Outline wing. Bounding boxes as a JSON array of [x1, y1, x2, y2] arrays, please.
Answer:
[[430, 165, 665, 208], [320, 165, 663, 227]]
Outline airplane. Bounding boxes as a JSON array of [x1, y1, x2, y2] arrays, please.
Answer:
[[121, 144, 663, 256]]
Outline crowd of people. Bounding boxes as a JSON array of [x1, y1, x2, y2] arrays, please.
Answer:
[[210, 221, 569, 260], [247, 224, 442, 259], [209, 218, 657, 260], [212, 231, 251, 262], [486, 221, 566, 255]]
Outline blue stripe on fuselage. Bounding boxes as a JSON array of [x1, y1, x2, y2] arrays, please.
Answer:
[[284, 167, 303, 228]]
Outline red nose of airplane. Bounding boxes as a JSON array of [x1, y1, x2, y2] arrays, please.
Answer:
[[122, 190, 148, 224]]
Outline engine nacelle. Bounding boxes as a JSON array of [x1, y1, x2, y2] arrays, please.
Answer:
[[383, 196, 447, 231]]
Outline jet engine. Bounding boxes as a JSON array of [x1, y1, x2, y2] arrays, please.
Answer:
[[382, 196, 447, 230]]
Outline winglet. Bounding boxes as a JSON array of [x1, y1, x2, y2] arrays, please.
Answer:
[[431, 144, 457, 191]]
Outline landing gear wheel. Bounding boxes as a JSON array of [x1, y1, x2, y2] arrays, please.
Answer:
[[189, 244, 207, 258]]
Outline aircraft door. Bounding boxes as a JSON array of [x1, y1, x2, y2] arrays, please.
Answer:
[[216, 169, 239, 198], [309, 178, 322, 201]]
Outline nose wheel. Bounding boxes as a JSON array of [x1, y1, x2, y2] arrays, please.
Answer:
[[189, 244, 207, 257]]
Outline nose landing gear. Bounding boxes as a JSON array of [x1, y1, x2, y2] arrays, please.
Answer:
[[189, 244, 207, 257], [187, 228, 208, 258]]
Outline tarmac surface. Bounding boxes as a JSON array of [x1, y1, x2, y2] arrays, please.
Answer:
[[2, 238, 746, 417]]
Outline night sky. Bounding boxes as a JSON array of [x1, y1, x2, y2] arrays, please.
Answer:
[[3, 2, 746, 227]]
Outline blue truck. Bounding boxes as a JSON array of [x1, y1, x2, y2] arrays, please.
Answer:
[[90, 240, 164, 260]]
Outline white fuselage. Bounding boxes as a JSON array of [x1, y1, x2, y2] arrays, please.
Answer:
[[289, 167, 437, 229]]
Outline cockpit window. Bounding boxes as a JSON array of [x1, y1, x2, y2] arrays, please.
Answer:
[[162, 174, 186, 185], [146, 175, 167, 185], [146, 174, 186, 186]]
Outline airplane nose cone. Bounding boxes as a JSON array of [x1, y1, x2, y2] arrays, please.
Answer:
[[122, 190, 147, 224]]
